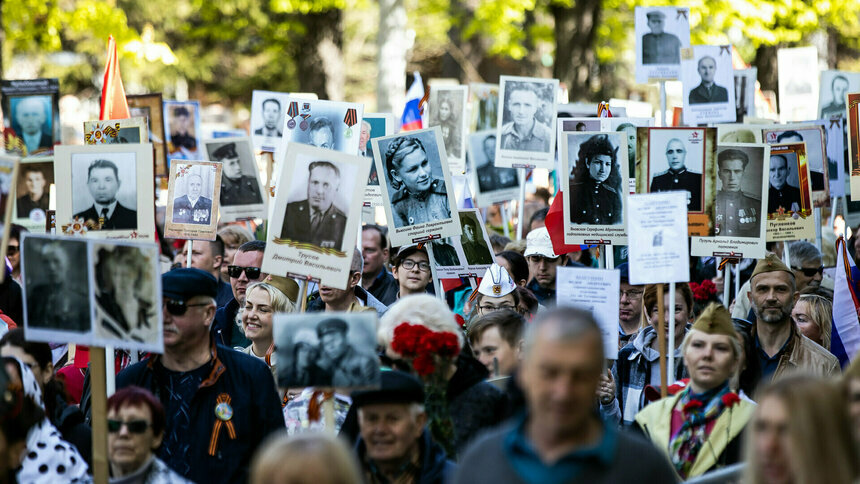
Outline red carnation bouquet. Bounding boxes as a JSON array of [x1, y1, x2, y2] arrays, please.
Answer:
[[690, 280, 717, 303]]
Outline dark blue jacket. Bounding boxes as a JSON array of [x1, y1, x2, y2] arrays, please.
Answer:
[[357, 429, 456, 484], [116, 341, 285, 483], [212, 298, 250, 348]]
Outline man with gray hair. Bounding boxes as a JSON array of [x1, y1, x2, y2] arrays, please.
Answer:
[[455, 307, 677, 483], [307, 248, 388, 316], [787, 240, 827, 292], [280, 160, 347, 249]]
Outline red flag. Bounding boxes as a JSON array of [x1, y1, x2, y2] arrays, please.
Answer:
[[100, 35, 130, 121], [544, 191, 583, 255]]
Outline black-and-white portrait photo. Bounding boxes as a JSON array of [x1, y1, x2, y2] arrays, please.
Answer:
[[768, 151, 804, 214], [688, 55, 729, 105], [280, 99, 363, 157], [567, 134, 624, 226], [430, 237, 461, 267], [280, 154, 357, 249], [472, 132, 518, 193], [819, 71, 860, 120], [251, 90, 291, 152], [714, 146, 764, 237], [23, 236, 90, 334], [734, 68, 758, 121], [470, 83, 499, 132], [634, 7, 690, 84], [164, 101, 201, 161], [171, 164, 217, 225], [71, 153, 138, 230], [362, 115, 393, 188], [429, 86, 467, 163], [498, 80, 555, 153], [378, 130, 451, 228], [256, 98, 284, 137], [641, 9, 681, 65], [92, 242, 161, 351], [459, 211, 494, 265], [648, 130, 705, 212], [206, 138, 264, 207], [10, 96, 53, 155], [764, 127, 826, 192], [16, 162, 52, 221], [614, 122, 638, 179], [274, 313, 380, 389]]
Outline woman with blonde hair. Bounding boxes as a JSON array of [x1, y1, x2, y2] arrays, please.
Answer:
[[250, 431, 362, 484], [241, 275, 298, 379], [790, 293, 832, 350], [746, 375, 860, 484]]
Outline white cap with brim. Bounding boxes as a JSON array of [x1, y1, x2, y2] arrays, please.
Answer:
[[478, 263, 516, 298], [524, 227, 558, 258]]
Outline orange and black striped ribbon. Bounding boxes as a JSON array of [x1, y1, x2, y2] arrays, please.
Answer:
[[208, 393, 237, 456], [343, 108, 358, 128], [717, 257, 741, 271]]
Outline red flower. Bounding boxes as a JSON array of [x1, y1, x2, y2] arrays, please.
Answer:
[[683, 399, 703, 413], [721, 392, 741, 407], [412, 354, 436, 376]]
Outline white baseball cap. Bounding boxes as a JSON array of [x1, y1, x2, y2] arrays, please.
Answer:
[[478, 263, 516, 298], [523, 227, 558, 258]]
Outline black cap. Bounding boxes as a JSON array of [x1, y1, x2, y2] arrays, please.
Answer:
[[351, 370, 425, 409], [316, 317, 348, 337], [212, 142, 239, 160], [163, 268, 218, 302], [617, 262, 629, 282]]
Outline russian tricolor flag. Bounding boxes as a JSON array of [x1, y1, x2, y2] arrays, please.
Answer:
[[831, 236, 860, 366], [401, 72, 424, 132]]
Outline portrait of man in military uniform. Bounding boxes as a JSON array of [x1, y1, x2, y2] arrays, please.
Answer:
[[768, 153, 801, 214], [688, 56, 729, 105], [649, 137, 703, 211], [568, 134, 623, 226], [280, 160, 347, 249], [820, 74, 850, 120], [16, 164, 51, 219], [499, 82, 552, 153], [209, 141, 264, 206], [430, 237, 461, 267], [24, 238, 90, 333], [714, 148, 762, 237], [460, 212, 494, 265], [476, 134, 518, 193], [167, 104, 200, 160], [384, 135, 451, 228], [254, 98, 283, 137], [641, 10, 681, 65], [314, 317, 379, 388], [172, 173, 213, 225], [774, 130, 825, 191]]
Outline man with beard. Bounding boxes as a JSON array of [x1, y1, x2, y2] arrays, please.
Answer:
[[744, 254, 838, 389]]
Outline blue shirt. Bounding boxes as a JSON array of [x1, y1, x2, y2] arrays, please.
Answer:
[[503, 413, 616, 484], [755, 332, 790, 382]]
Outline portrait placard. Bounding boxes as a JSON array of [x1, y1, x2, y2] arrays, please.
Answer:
[[691, 143, 770, 259], [164, 161, 222, 240], [273, 97, 364, 169], [606, 117, 654, 190], [634, 6, 691, 84], [469, 83, 499, 132], [371, 127, 462, 247], [428, 85, 468, 174], [494, 76, 559, 169], [560, 132, 629, 245], [54, 143, 155, 240], [849, 93, 860, 199], [84, 117, 147, 145], [734, 68, 758, 121], [361, 113, 396, 207], [13, 156, 52, 232], [469, 130, 521, 207], [626, 191, 690, 285], [635, 127, 717, 236], [427, 208, 495, 279], [556, 267, 620, 360], [0, 79, 60, 157], [681, 45, 736, 125], [163, 100, 203, 164], [818, 70, 860, 120], [263, 143, 369, 289], [127, 93, 168, 177], [89, 239, 162, 353], [273, 312, 380, 389], [250, 90, 291, 153], [556, 118, 602, 153], [824, 117, 846, 197], [716, 123, 765, 144], [765, 142, 815, 242], [203, 137, 267, 221], [0, 155, 19, 282], [777, 46, 819, 123], [763, 124, 829, 207]]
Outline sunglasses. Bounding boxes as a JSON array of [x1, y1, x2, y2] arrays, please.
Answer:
[[227, 265, 262, 279], [791, 265, 824, 277], [6, 246, 18, 255], [107, 419, 151, 434], [164, 298, 210, 316]]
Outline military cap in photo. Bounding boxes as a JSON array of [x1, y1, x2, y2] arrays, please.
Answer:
[[212, 142, 238, 160], [646, 10, 666, 19], [317, 317, 348, 337], [163, 268, 218, 301], [478, 263, 516, 298], [351, 370, 425, 409], [750, 253, 794, 280], [691, 303, 737, 337], [264, 275, 300, 304]]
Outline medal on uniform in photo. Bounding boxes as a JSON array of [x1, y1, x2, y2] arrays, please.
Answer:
[[287, 101, 299, 130], [215, 401, 233, 421], [299, 103, 312, 130], [343, 108, 358, 139]]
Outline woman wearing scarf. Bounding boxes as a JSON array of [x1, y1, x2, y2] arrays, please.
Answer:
[[634, 303, 755, 480]]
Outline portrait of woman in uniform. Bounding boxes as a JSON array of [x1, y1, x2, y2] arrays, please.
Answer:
[[567, 134, 623, 226], [382, 131, 451, 228]]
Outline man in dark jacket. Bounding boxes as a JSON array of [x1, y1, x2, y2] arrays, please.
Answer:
[[306, 248, 388, 316], [353, 370, 456, 484], [360, 225, 398, 305], [117, 268, 284, 483], [212, 241, 268, 347]]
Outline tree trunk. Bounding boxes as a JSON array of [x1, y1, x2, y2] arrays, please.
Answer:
[[551, 0, 602, 101], [440, 0, 484, 83], [376, 0, 407, 113], [295, 10, 344, 100], [752, 44, 779, 100]]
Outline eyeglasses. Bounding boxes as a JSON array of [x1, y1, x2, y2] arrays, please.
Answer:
[[227, 265, 262, 279], [478, 304, 516, 313], [107, 419, 151, 434], [620, 289, 643, 299], [164, 298, 210, 316], [6, 246, 18, 255], [527, 255, 559, 264], [400, 259, 430, 272], [791, 265, 824, 277]]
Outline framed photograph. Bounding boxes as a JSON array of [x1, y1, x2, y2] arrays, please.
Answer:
[[495, 76, 559, 169], [1, 79, 60, 157], [428, 85, 468, 174], [164, 162, 222, 240], [426, 208, 495, 279], [469, 129, 520, 207], [361, 113, 396, 207], [849, 92, 860, 199], [250, 90, 290, 153], [777, 46, 819, 123], [469, 83, 499, 132], [273, 312, 380, 389], [163, 100, 203, 163], [22, 234, 92, 344], [263, 143, 369, 289], [203, 137, 266, 221], [84, 117, 147, 145], [561, 132, 629, 245], [734, 68, 758, 121], [127, 93, 168, 177], [824, 117, 846, 197], [766, 142, 815, 241], [90, 240, 163, 352], [691, 143, 770, 259], [634, 6, 690, 84], [272, 97, 364, 169], [556, 118, 602, 152], [606, 117, 654, 191], [13, 156, 52, 232], [763, 124, 828, 207], [54, 143, 155, 240], [635, 127, 718, 236], [371, 127, 462, 246], [819, 71, 860, 120], [681, 45, 736, 125]]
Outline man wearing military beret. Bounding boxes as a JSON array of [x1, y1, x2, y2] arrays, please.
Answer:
[[172, 173, 212, 225], [315, 317, 379, 387], [715, 148, 761, 237], [642, 10, 681, 65], [569, 134, 623, 225], [280, 160, 348, 249], [212, 141, 264, 206], [650, 138, 702, 211]]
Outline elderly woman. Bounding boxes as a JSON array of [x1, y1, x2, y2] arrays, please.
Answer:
[[790, 293, 832, 349], [568, 134, 623, 225], [241, 275, 298, 378], [385, 136, 451, 227], [635, 304, 755, 480]]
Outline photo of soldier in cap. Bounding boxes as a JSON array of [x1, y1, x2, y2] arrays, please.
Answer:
[[280, 160, 348, 249], [460, 211, 495, 265], [567, 133, 623, 226], [641, 10, 681, 65], [164, 101, 201, 161], [714, 147, 763, 238], [23, 236, 91, 336], [634, 7, 690, 84], [206, 139, 264, 207]]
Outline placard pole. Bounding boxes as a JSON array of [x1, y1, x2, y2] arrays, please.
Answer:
[[598, 246, 606, 269], [323, 397, 335, 435], [723, 261, 731, 307], [783, 245, 791, 270], [90, 346, 109, 484], [657, 284, 667, 398], [734, 262, 741, 305], [299, 280, 309, 313], [516, 168, 527, 240], [667, 281, 676, 386], [186, 239, 193, 268], [606, 246, 614, 270], [814, 207, 823, 253], [500, 203, 511, 240], [659, 81, 668, 127], [105, 346, 115, 397]]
